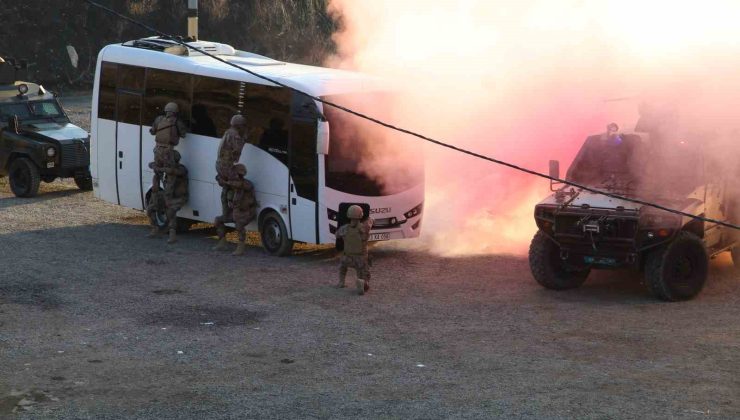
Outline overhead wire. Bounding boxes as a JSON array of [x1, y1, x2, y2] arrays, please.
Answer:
[[85, 0, 740, 232]]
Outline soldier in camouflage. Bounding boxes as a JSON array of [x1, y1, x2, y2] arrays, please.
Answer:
[[335, 205, 374, 295], [150, 102, 187, 188], [216, 114, 248, 216], [163, 151, 189, 244], [213, 164, 258, 256]]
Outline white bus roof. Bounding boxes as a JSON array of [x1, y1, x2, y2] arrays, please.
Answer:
[[100, 39, 386, 97]]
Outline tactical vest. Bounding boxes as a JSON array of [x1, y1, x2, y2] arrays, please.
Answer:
[[217, 130, 245, 165], [154, 116, 179, 147], [343, 225, 365, 256]]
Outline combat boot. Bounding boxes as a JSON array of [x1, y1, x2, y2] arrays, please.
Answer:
[[167, 229, 177, 244], [356, 278, 366, 296], [232, 242, 246, 256], [213, 237, 228, 251], [147, 226, 159, 238]]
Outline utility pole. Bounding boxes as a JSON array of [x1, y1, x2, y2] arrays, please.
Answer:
[[187, 0, 198, 41]]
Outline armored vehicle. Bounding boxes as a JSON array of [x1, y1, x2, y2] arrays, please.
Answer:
[[0, 59, 91, 197], [529, 124, 738, 301]]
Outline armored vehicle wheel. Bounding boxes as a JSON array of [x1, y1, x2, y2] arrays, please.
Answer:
[[645, 231, 708, 301], [74, 174, 93, 191], [9, 158, 41, 198], [260, 211, 293, 257], [529, 231, 590, 290]]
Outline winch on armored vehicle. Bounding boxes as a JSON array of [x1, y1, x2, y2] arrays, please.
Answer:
[[529, 122, 738, 301], [0, 57, 91, 197]]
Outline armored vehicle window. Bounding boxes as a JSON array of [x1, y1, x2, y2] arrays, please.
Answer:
[[98, 62, 117, 120], [143, 69, 192, 125], [191, 76, 242, 138], [30, 101, 63, 118], [117, 65, 145, 92], [566, 134, 645, 185], [243, 84, 290, 163], [0, 103, 32, 121]]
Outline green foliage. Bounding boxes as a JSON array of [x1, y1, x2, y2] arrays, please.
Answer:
[[0, 0, 337, 90]]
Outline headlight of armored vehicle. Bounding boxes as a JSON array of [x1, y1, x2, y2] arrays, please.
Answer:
[[46, 147, 56, 157], [534, 205, 556, 233], [639, 209, 681, 240]]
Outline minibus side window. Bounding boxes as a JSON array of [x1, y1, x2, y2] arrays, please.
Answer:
[[243, 84, 291, 164], [98, 62, 117, 120], [192, 76, 242, 138], [117, 65, 145, 93], [143, 69, 192, 126]]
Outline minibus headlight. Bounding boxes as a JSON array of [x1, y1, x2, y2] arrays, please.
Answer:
[[404, 203, 423, 219]]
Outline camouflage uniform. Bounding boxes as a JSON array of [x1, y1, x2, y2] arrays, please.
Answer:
[[163, 162, 189, 244], [216, 126, 248, 215], [149, 112, 187, 188], [336, 216, 374, 294], [214, 164, 258, 256]]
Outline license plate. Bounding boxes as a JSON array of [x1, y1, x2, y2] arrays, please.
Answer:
[[584, 256, 617, 266], [370, 233, 390, 241], [46, 162, 55, 168], [583, 222, 600, 233]]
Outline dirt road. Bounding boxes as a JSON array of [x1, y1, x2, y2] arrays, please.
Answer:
[[0, 99, 739, 419]]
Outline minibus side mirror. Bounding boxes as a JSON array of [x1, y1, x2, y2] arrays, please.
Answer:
[[317, 120, 330, 155]]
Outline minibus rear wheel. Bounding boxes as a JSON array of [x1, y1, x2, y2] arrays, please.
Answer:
[[260, 211, 293, 257]]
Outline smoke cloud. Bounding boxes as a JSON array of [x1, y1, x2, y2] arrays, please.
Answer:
[[326, 0, 740, 256]]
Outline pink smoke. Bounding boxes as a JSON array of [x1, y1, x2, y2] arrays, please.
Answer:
[[326, 0, 740, 256]]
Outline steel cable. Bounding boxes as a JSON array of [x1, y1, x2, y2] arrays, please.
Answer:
[[85, 0, 740, 231]]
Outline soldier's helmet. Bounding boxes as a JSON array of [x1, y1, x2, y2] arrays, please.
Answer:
[[347, 205, 364, 220], [173, 150, 181, 162], [230, 114, 247, 127], [164, 102, 179, 114], [234, 163, 247, 176]]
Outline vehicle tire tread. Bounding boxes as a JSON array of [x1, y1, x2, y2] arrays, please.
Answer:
[[644, 231, 708, 301], [529, 230, 589, 290], [9, 157, 41, 198]]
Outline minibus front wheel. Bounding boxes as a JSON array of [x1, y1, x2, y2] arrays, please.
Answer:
[[260, 211, 293, 257]]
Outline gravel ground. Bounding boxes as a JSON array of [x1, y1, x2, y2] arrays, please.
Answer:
[[0, 98, 739, 419]]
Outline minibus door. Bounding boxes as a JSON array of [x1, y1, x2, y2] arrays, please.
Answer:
[[115, 91, 144, 209], [288, 119, 319, 243]]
